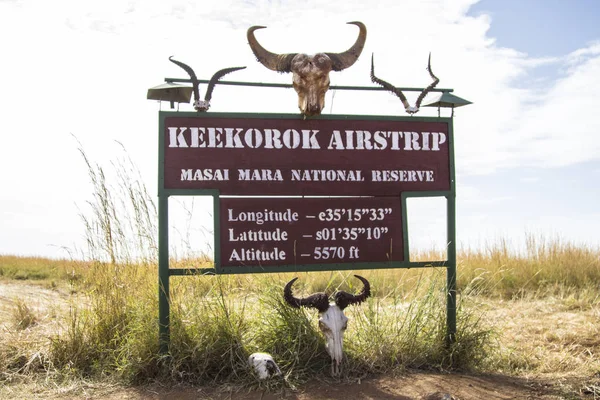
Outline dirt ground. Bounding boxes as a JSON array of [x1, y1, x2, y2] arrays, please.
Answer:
[[1, 281, 597, 400], [0, 373, 580, 399]]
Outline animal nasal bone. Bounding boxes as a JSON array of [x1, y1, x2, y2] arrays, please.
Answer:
[[306, 105, 321, 115], [332, 360, 342, 377]]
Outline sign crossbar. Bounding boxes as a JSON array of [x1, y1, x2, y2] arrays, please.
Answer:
[[164, 78, 455, 93]]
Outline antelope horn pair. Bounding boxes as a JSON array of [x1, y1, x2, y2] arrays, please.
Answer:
[[284, 275, 371, 311], [370, 52, 440, 115], [168, 56, 246, 111]]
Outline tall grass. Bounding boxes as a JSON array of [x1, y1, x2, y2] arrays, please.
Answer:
[[37, 144, 159, 380], [0, 256, 83, 284], [3, 234, 599, 300], [456, 235, 600, 299], [77, 140, 157, 264], [48, 273, 492, 384], [347, 270, 493, 374]]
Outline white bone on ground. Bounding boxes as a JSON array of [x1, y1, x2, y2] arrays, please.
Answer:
[[248, 352, 282, 380]]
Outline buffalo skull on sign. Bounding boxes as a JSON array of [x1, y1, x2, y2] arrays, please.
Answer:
[[247, 22, 367, 117]]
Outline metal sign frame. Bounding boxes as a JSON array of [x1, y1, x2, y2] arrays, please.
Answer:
[[157, 111, 457, 354]]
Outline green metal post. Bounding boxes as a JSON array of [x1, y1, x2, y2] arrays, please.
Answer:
[[446, 193, 457, 345], [158, 194, 170, 354], [445, 115, 458, 346]]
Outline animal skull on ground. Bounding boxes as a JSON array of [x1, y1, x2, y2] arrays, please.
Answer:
[[247, 22, 367, 117], [168, 56, 246, 111], [248, 352, 282, 380], [370, 52, 440, 115], [283, 275, 371, 376]]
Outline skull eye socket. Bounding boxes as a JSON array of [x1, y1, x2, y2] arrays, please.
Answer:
[[318, 320, 330, 332], [340, 319, 348, 331]]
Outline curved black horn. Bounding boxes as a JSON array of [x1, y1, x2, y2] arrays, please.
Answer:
[[284, 277, 330, 313], [370, 53, 410, 110], [334, 275, 371, 310], [247, 26, 297, 72], [414, 52, 440, 109], [204, 66, 247, 103], [169, 56, 200, 104], [326, 21, 367, 71]]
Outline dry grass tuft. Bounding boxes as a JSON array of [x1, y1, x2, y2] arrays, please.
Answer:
[[11, 299, 38, 330]]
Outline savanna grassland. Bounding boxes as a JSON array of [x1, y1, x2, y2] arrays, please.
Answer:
[[1, 152, 599, 399], [1, 237, 599, 399]]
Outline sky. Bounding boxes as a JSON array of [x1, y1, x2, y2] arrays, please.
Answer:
[[0, 0, 599, 260]]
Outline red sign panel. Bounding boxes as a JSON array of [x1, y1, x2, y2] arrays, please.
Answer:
[[163, 116, 450, 196], [219, 197, 403, 268]]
